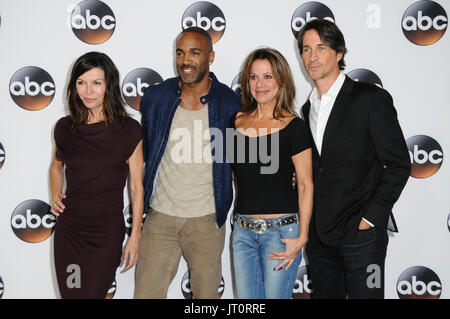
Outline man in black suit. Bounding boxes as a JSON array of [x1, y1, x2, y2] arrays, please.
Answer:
[[297, 19, 411, 298]]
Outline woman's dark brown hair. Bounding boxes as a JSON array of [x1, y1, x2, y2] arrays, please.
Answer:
[[67, 51, 127, 130], [240, 48, 296, 119]]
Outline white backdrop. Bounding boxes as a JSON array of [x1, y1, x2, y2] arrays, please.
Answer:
[[0, 0, 449, 299]]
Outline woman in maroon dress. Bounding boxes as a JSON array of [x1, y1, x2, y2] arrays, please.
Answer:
[[49, 52, 144, 298]]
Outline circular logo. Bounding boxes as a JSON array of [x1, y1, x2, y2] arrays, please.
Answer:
[[292, 265, 312, 299], [407, 135, 443, 178], [123, 204, 147, 236], [346, 68, 383, 88], [182, 1, 226, 44], [447, 213, 450, 232], [231, 72, 242, 95], [397, 266, 442, 299], [11, 199, 56, 243], [402, 0, 448, 46], [0, 276, 4, 298], [181, 271, 224, 299], [106, 280, 116, 298], [122, 68, 163, 111], [291, 1, 335, 39], [9, 66, 55, 110], [0, 142, 5, 170], [70, 0, 116, 44]]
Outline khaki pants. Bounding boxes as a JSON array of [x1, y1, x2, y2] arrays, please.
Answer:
[[134, 209, 225, 299]]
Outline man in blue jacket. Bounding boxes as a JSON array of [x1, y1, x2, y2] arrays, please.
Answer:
[[135, 27, 241, 298]]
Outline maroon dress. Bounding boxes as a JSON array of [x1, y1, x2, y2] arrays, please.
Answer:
[[53, 115, 142, 298]]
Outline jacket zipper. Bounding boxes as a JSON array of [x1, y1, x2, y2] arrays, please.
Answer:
[[144, 98, 181, 204], [207, 98, 220, 229]]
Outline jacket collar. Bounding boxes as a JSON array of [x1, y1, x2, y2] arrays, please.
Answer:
[[303, 75, 356, 159], [320, 75, 355, 158], [173, 72, 219, 105]]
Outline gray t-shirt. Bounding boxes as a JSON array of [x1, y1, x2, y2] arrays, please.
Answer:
[[150, 104, 215, 217]]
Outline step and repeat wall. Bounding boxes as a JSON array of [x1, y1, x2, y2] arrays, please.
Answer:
[[0, 0, 448, 299]]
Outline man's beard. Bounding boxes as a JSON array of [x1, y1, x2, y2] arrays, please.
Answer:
[[178, 64, 208, 85]]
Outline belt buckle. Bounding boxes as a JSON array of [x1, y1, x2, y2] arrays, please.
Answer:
[[253, 218, 268, 234]]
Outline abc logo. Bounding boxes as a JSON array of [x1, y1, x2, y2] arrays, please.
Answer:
[[397, 266, 442, 299], [447, 213, 450, 232], [181, 271, 224, 299], [122, 68, 163, 111], [292, 265, 312, 299], [0, 142, 5, 170], [291, 1, 335, 39], [123, 204, 148, 236], [11, 199, 56, 243], [9, 66, 55, 110], [347, 68, 383, 88], [402, 0, 447, 46], [182, 1, 226, 44], [231, 72, 242, 95], [70, 0, 116, 44], [0, 276, 4, 298], [407, 135, 443, 178], [106, 280, 116, 299]]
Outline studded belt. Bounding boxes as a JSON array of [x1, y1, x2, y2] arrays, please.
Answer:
[[233, 214, 298, 234]]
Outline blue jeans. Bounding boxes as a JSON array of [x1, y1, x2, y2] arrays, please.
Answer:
[[232, 213, 302, 299]]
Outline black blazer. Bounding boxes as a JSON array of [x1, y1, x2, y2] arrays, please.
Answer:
[[302, 76, 411, 247]]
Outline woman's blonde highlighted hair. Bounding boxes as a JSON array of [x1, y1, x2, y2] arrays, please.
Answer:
[[240, 48, 296, 119]]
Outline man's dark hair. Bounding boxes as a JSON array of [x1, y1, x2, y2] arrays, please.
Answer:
[[297, 19, 347, 71], [178, 27, 213, 52]]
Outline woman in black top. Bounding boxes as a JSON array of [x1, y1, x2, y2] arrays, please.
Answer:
[[230, 48, 313, 299]]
